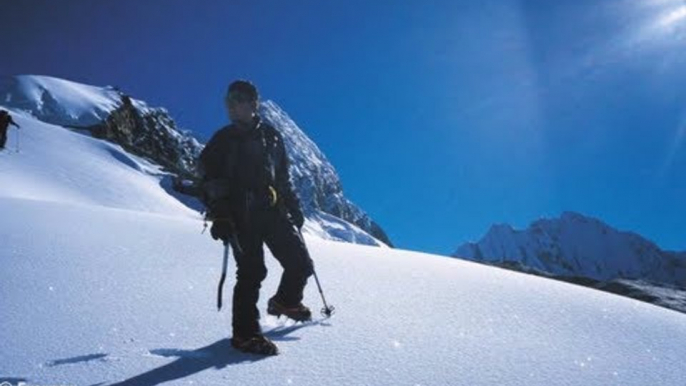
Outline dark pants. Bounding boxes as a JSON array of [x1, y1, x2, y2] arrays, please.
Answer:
[[227, 205, 313, 337], [0, 132, 6, 149]]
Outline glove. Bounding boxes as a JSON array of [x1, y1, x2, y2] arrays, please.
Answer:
[[289, 209, 305, 230], [210, 220, 232, 242]]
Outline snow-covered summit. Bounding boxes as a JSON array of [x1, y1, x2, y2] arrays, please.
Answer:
[[260, 101, 392, 246], [0, 75, 136, 126], [454, 211, 686, 288], [0, 75, 202, 177]]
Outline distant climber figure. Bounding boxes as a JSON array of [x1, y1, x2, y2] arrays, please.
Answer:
[[0, 110, 21, 150]]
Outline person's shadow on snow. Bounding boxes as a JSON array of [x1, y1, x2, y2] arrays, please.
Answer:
[[108, 321, 321, 386]]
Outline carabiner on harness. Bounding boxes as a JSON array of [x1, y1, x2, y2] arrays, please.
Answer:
[[267, 185, 278, 207]]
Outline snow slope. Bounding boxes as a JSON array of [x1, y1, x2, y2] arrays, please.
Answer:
[[0, 109, 196, 217], [1, 198, 686, 386], [1, 114, 686, 386]]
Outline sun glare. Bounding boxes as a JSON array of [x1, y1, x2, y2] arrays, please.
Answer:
[[629, 0, 686, 46], [656, 4, 686, 28]]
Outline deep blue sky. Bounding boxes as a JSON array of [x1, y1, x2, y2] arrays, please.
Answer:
[[2, 0, 685, 254]]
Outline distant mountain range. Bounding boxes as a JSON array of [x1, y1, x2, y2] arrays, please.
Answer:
[[454, 212, 686, 313]]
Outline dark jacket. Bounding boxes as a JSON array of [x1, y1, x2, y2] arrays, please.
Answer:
[[198, 116, 302, 227]]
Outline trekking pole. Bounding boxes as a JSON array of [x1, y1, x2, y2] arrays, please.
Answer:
[[217, 219, 242, 311], [217, 241, 229, 311], [297, 228, 335, 318], [15, 127, 20, 153]]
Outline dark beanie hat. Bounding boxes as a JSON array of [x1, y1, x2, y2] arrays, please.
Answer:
[[226, 80, 259, 102]]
